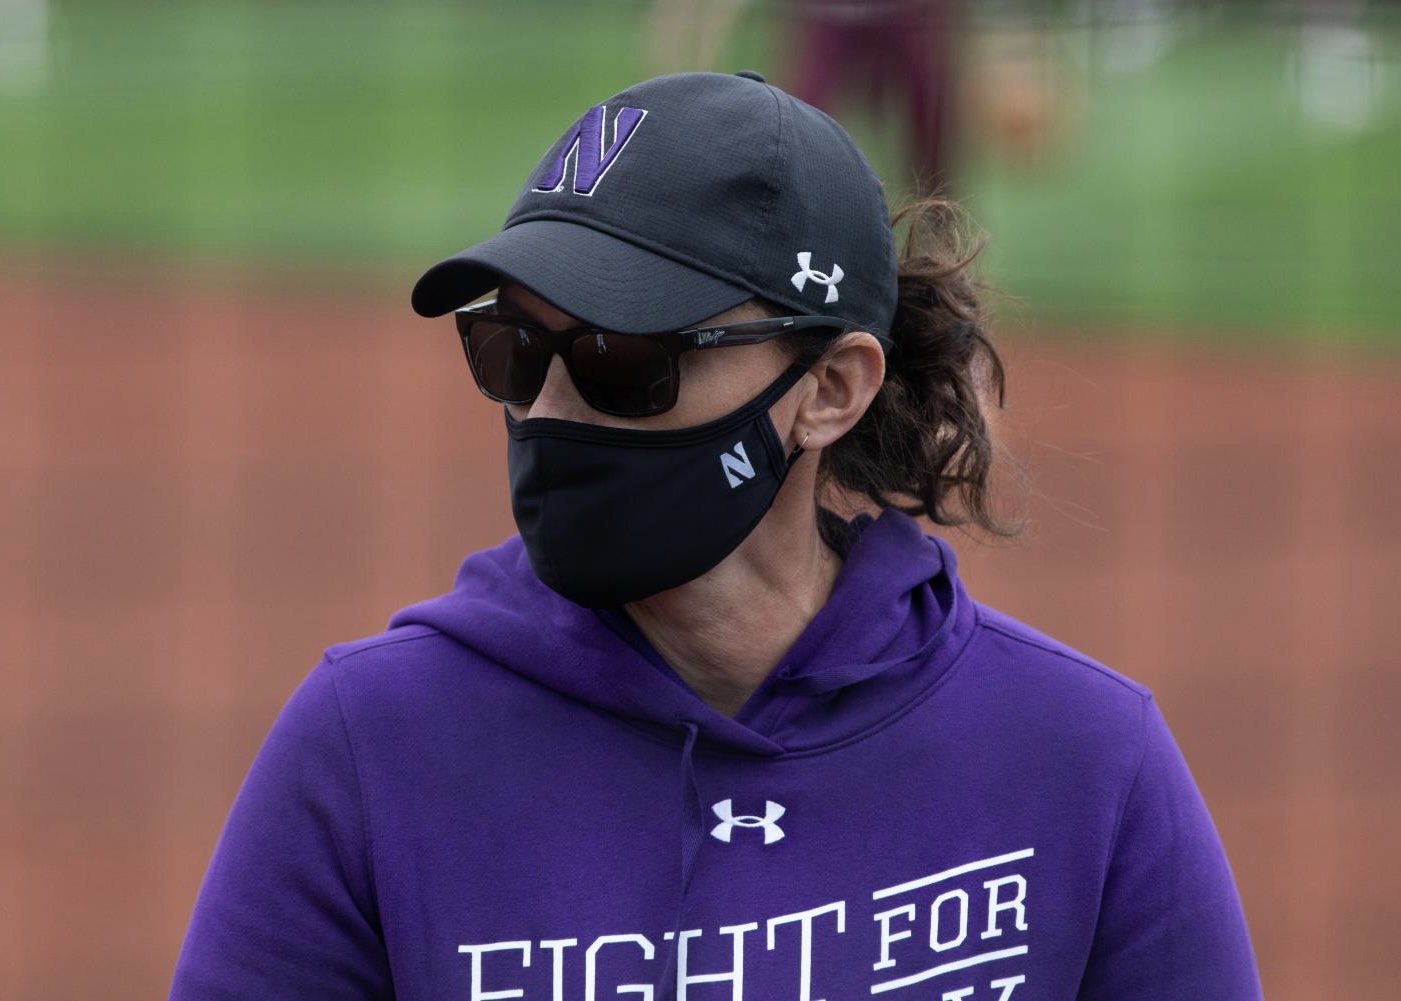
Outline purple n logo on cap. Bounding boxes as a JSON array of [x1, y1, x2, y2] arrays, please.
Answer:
[[533, 105, 647, 197]]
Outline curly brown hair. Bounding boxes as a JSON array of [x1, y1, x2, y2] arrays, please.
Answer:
[[788, 196, 1019, 540]]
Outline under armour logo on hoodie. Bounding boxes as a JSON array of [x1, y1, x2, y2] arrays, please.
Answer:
[[711, 799, 786, 844], [790, 251, 844, 304], [533, 104, 647, 196]]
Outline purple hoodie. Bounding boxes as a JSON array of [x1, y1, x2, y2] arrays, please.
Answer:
[[170, 511, 1261, 1000]]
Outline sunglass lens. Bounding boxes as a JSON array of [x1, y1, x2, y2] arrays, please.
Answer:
[[467, 320, 547, 404], [569, 333, 676, 416]]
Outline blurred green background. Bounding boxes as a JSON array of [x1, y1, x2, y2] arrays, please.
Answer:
[[1, 0, 1398, 342]]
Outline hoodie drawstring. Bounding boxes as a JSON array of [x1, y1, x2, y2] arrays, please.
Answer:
[[677, 720, 705, 900], [656, 719, 705, 1001]]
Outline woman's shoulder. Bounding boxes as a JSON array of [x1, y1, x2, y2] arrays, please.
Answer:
[[297, 624, 478, 722], [970, 602, 1151, 700], [322, 621, 453, 671], [948, 601, 1155, 755], [313, 534, 544, 690]]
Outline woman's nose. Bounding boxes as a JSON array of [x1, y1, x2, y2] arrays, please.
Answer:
[[524, 355, 598, 424]]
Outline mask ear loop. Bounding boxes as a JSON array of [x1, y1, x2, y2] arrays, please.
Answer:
[[787, 431, 812, 464]]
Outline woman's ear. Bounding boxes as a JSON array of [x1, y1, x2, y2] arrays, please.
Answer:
[[795, 332, 887, 450]]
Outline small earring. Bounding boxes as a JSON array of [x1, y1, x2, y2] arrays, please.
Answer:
[[799, 431, 811, 450]]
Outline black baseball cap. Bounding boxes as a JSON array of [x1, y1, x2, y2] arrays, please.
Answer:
[[412, 71, 897, 340]]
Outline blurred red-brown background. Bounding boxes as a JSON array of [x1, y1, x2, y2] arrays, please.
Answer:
[[3, 252, 1397, 999]]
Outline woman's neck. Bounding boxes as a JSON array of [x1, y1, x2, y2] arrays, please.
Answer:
[[624, 494, 841, 717]]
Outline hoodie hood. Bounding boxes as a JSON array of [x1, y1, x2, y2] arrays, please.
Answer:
[[390, 509, 976, 756], [175, 510, 1263, 1001]]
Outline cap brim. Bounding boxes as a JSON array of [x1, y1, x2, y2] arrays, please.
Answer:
[[411, 219, 752, 333]]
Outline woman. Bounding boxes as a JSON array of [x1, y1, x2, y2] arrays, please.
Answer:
[[171, 72, 1261, 1000]]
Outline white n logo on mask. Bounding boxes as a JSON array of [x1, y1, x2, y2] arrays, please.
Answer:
[[720, 441, 755, 488]]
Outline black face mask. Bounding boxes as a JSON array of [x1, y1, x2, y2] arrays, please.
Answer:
[[506, 364, 808, 608]]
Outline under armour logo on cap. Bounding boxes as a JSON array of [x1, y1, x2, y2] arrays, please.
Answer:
[[710, 799, 786, 844], [534, 104, 648, 196], [791, 252, 844, 304]]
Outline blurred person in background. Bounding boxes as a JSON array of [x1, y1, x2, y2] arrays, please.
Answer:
[[787, 0, 961, 192], [647, 0, 961, 192], [170, 70, 1261, 1001]]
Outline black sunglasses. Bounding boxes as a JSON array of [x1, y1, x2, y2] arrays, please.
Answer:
[[454, 299, 849, 417]]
